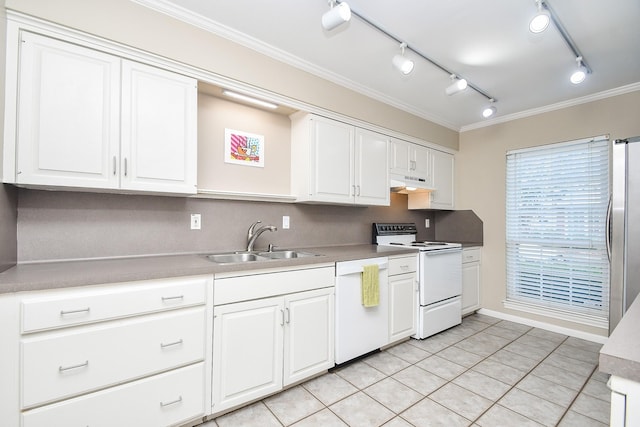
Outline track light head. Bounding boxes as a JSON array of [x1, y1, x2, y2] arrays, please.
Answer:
[[482, 100, 497, 118], [529, 0, 550, 33], [445, 75, 468, 96], [322, 0, 351, 31], [570, 56, 587, 84], [392, 42, 414, 75]]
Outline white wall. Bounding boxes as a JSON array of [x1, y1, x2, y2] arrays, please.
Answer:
[[457, 90, 640, 336]]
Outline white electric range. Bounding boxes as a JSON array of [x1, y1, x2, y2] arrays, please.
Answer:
[[373, 223, 463, 339]]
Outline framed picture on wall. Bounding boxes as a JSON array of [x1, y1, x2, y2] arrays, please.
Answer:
[[224, 128, 265, 168]]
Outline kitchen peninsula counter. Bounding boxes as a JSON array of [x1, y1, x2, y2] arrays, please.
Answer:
[[0, 244, 417, 294], [600, 294, 640, 382]]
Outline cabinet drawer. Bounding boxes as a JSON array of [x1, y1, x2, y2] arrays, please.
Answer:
[[215, 266, 335, 305], [462, 248, 481, 263], [21, 307, 205, 409], [22, 362, 205, 427], [389, 256, 417, 275], [22, 275, 208, 333]]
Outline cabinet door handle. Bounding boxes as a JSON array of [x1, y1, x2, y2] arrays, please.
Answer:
[[59, 360, 89, 373], [351, 185, 356, 196], [280, 309, 285, 326], [113, 156, 117, 176], [285, 307, 290, 324], [160, 339, 183, 349], [124, 158, 128, 177], [160, 396, 182, 407], [60, 307, 90, 316], [357, 185, 361, 196], [161, 295, 184, 303]]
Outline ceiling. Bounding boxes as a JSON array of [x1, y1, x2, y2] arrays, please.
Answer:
[[140, 0, 640, 131]]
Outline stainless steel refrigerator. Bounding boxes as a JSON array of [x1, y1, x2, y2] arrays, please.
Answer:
[[609, 136, 640, 334]]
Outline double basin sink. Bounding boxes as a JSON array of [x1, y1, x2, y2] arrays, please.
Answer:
[[205, 250, 321, 264]]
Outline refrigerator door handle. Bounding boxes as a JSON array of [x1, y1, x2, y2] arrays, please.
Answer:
[[606, 194, 612, 262]]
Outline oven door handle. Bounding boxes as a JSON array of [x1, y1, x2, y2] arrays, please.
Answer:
[[423, 248, 462, 255]]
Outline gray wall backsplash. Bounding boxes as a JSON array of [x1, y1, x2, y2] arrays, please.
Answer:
[[0, 184, 17, 271], [434, 210, 484, 244], [17, 189, 447, 262]]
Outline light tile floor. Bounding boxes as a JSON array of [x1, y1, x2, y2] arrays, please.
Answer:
[[202, 313, 610, 427]]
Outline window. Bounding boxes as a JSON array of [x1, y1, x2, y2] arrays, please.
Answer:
[[505, 136, 610, 325]]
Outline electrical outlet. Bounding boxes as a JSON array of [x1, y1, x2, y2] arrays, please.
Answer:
[[282, 215, 290, 230], [425, 218, 430, 228], [191, 213, 201, 230]]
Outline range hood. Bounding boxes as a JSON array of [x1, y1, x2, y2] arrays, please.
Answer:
[[390, 173, 434, 194]]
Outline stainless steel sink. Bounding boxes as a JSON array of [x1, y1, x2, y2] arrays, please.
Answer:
[[204, 250, 321, 264], [257, 250, 318, 259], [205, 252, 268, 263]]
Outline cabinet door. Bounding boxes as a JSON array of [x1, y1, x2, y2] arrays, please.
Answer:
[[16, 32, 120, 188], [389, 273, 417, 342], [430, 150, 455, 209], [389, 138, 410, 176], [121, 61, 197, 194], [212, 297, 283, 414], [355, 128, 390, 206], [410, 144, 432, 185], [462, 262, 481, 315], [283, 288, 334, 386], [310, 117, 354, 203]]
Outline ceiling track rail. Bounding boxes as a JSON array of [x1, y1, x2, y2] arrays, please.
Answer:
[[336, 0, 496, 102]]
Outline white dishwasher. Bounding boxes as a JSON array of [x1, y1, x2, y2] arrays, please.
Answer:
[[335, 257, 389, 364]]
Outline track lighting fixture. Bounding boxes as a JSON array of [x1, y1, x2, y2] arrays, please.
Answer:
[[321, 0, 351, 31], [392, 42, 414, 75], [482, 100, 497, 119], [445, 75, 468, 96], [570, 56, 587, 84], [529, 0, 550, 34]]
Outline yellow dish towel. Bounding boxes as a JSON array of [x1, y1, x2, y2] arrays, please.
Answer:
[[361, 264, 380, 307]]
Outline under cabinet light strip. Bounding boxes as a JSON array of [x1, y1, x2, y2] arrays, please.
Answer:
[[336, 0, 496, 102], [222, 90, 279, 109]]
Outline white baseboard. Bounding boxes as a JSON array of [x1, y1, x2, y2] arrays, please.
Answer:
[[477, 308, 608, 345]]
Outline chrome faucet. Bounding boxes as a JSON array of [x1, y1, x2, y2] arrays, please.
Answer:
[[246, 221, 277, 252]]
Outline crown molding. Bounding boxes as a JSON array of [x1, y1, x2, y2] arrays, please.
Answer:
[[461, 82, 640, 133]]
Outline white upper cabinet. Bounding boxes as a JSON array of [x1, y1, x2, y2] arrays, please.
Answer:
[[389, 138, 432, 187], [291, 113, 389, 206], [9, 31, 197, 194], [16, 32, 121, 189], [354, 128, 390, 206], [121, 61, 197, 193], [430, 149, 455, 209]]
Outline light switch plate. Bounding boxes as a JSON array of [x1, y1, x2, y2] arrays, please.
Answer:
[[191, 213, 201, 230], [282, 216, 290, 229], [425, 218, 430, 228]]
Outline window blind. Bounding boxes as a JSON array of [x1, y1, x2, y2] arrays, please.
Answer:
[[506, 136, 610, 319]]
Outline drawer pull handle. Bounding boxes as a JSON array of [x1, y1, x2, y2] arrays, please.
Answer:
[[160, 396, 182, 407], [160, 339, 183, 349], [400, 265, 409, 269], [60, 308, 90, 316], [59, 360, 89, 373], [161, 295, 184, 302]]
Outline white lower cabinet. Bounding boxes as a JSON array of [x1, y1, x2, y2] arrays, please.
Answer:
[[0, 275, 211, 427], [388, 255, 418, 343], [462, 247, 482, 315], [609, 375, 640, 426], [22, 363, 206, 427], [212, 267, 335, 415]]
